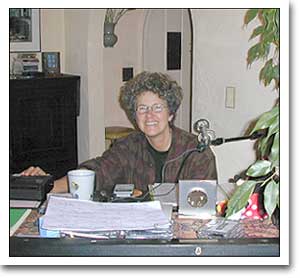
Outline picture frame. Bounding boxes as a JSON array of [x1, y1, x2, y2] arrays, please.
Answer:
[[42, 52, 61, 74], [9, 9, 41, 52]]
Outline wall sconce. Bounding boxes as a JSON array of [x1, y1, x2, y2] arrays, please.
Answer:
[[103, 9, 135, 47]]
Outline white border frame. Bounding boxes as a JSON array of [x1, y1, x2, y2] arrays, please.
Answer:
[[2, 0, 290, 267], [9, 9, 41, 52]]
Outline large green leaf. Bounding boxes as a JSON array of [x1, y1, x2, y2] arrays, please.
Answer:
[[256, 110, 278, 158], [275, 9, 279, 35], [267, 116, 279, 137], [262, 42, 271, 59], [273, 65, 279, 88], [247, 43, 262, 65], [258, 135, 271, 158], [257, 128, 278, 160], [270, 132, 279, 166], [249, 26, 264, 40], [226, 181, 256, 217], [248, 42, 271, 65], [264, 180, 279, 217], [244, 9, 259, 25], [259, 59, 274, 86], [251, 105, 279, 132], [246, 160, 272, 177], [262, 30, 277, 45]]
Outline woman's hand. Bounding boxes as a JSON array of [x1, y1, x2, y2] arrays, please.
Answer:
[[20, 167, 69, 193], [133, 189, 143, 197], [20, 166, 48, 176]]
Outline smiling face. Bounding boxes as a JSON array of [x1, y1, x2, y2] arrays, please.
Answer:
[[135, 91, 173, 146]]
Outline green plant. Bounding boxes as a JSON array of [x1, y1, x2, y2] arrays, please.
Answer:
[[226, 9, 279, 219], [104, 9, 134, 24]]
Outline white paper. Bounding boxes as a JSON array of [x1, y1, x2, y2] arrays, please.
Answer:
[[10, 199, 41, 208], [42, 197, 170, 232]]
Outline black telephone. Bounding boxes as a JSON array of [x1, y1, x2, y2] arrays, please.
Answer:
[[10, 174, 54, 201]]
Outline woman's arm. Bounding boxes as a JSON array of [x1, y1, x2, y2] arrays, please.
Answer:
[[52, 176, 68, 193]]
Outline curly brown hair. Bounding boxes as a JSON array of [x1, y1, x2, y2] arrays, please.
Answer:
[[119, 71, 183, 127]]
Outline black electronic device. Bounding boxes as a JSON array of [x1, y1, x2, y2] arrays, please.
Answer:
[[9, 175, 54, 201]]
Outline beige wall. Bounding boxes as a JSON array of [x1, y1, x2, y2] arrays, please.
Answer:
[[190, 9, 278, 137], [103, 9, 145, 128], [63, 9, 105, 163], [142, 9, 192, 132], [40, 9, 66, 72]]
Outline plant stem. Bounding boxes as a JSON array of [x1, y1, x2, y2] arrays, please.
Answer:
[[256, 171, 277, 188]]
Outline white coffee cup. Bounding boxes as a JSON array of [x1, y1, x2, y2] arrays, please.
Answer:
[[67, 169, 95, 200]]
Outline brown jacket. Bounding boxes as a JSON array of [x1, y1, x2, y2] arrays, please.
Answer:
[[79, 126, 217, 195]]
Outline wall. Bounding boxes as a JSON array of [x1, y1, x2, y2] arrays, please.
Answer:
[[142, 9, 192, 132], [190, 9, 278, 181], [64, 9, 105, 163], [191, 9, 278, 137], [103, 9, 145, 128], [40, 9, 66, 72]]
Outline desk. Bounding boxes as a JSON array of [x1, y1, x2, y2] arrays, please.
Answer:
[[10, 210, 279, 257]]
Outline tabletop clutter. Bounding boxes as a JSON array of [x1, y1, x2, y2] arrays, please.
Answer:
[[9, 191, 278, 241]]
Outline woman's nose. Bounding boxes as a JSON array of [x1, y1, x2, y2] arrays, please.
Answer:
[[145, 109, 155, 117]]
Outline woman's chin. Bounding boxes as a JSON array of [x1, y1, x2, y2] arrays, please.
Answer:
[[143, 125, 158, 133], [144, 131, 159, 138]]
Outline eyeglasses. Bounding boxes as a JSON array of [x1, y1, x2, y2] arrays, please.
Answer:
[[136, 103, 168, 114]]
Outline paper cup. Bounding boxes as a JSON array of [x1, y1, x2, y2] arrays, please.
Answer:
[[67, 169, 95, 200]]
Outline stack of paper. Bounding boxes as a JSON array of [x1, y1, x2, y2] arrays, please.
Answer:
[[41, 197, 173, 240]]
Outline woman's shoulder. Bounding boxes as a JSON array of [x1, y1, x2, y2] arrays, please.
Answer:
[[172, 126, 197, 143], [115, 130, 146, 147], [171, 126, 215, 159]]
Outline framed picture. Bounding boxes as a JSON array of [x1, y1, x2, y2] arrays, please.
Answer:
[[9, 9, 41, 52], [42, 52, 61, 74]]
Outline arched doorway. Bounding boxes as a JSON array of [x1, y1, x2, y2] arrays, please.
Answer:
[[142, 9, 193, 132]]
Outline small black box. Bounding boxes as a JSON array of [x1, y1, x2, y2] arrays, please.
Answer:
[[122, 67, 133, 81], [10, 175, 54, 201]]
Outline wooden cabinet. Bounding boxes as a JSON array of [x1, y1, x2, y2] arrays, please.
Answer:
[[10, 74, 80, 179]]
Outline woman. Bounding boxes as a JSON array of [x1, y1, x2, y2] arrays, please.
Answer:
[[22, 71, 217, 198]]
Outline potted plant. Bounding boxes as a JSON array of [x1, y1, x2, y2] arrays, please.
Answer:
[[225, 9, 280, 226], [103, 9, 135, 47]]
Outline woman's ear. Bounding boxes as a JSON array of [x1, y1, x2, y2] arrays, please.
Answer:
[[168, 114, 174, 122]]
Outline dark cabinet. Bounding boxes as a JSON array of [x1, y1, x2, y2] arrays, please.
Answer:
[[10, 74, 80, 179]]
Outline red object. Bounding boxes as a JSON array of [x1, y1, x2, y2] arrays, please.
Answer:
[[241, 193, 268, 220], [216, 200, 228, 216]]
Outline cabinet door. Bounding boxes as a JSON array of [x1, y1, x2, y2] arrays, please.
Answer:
[[10, 77, 79, 179]]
